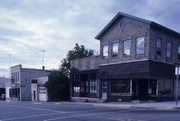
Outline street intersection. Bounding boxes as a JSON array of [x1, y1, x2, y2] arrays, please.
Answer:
[[0, 101, 180, 121]]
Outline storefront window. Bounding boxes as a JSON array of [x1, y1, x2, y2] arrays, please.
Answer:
[[86, 81, 89, 93], [148, 80, 157, 96], [80, 81, 85, 93], [158, 79, 172, 96], [73, 75, 80, 93], [111, 80, 130, 94], [90, 80, 97, 93], [10, 88, 20, 98], [73, 87, 80, 93]]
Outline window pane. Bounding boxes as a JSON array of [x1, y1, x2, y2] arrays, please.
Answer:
[[124, 39, 131, 55], [178, 46, 180, 60], [111, 80, 130, 93], [167, 42, 172, 57], [90, 80, 97, 94], [102, 45, 108, 57], [136, 37, 145, 54], [112, 43, 118, 57], [178, 46, 180, 54], [156, 38, 161, 49]]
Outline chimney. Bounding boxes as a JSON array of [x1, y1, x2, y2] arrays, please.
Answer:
[[42, 66, 45, 70]]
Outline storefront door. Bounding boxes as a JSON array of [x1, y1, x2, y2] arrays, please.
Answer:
[[138, 79, 148, 99], [102, 81, 107, 100], [132, 79, 149, 100]]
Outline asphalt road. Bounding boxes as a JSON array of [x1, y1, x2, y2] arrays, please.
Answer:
[[0, 101, 180, 121]]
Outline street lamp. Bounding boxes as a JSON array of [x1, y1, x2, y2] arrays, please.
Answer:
[[175, 64, 180, 106]]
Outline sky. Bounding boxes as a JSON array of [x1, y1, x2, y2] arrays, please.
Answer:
[[0, 0, 180, 77]]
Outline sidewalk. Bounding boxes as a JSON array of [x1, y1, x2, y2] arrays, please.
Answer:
[[94, 101, 180, 110]]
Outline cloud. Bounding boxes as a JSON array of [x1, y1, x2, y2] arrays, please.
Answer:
[[0, 0, 179, 77]]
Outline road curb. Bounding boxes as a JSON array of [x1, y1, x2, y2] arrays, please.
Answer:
[[94, 104, 180, 110], [94, 104, 132, 108], [131, 106, 179, 110]]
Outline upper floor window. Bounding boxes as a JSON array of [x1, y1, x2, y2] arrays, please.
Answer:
[[123, 39, 131, 56], [156, 38, 162, 49], [178, 46, 180, 59], [166, 41, 172, 57], [156, 38, 162, 55], [111, 42, 118, 57], [136, 36, 145, 54], [102, 44, 108, 58], [11, 72, 19, 83]]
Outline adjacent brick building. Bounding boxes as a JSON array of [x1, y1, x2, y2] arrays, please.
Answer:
[[70, 12, 180, 102]]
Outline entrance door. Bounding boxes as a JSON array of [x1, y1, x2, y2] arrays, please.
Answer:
[[138, 79, 148, 100], [33, 90, 36, 101], [80, 74, 89, 97], [102, 81, 107, 100]]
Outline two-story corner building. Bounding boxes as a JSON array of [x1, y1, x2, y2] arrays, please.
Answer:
[[10, 64, 50, 101], [70, 12, 180, 102]]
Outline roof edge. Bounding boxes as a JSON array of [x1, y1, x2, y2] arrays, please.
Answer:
[[95, 12, 152, 40], [95, 11, 180, 40], [151, 22, 180, 38]]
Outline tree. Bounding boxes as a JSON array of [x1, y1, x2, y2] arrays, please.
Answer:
[[61, 43, 95, 77], [45, 43, 95, 101], [45, 71, 69, 101]]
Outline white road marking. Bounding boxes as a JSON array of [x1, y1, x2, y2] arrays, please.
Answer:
[[44, 109, 132, 121], [44, 112, 108, 121], [1, 112, 61, 121], [0, 105, 66, 113]]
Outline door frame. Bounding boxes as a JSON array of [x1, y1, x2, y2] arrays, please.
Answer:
[[101, 81, 107, 100]]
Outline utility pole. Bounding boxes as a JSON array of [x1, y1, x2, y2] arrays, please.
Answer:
[[9, 53, 12, 100], [9, 54, 11, 77], [176, 65, 179, 106]]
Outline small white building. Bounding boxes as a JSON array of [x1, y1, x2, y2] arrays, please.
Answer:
[[0, 77, 10, 100], [31, 76, 48, 102], [10, 64, 51, 101]]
